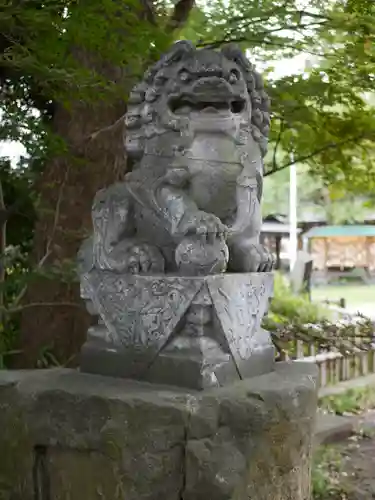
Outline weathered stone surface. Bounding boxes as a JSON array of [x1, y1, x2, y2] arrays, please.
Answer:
[[80, 272, 275, 389], [184, 362, 319, 500], [78, 41, 274, 279], [0, 361, 318, 500], [77, 42, 276, 389], [0, 371, 34, 499]]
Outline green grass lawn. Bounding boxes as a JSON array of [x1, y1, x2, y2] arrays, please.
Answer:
[[311, 284, 375, 309]]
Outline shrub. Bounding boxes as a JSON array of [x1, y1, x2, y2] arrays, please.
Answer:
[[265, 272, 329, 329]]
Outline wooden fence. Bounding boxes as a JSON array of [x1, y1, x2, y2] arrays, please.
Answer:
[[281, 340, 375, 389], [279, 302, 375, 389]]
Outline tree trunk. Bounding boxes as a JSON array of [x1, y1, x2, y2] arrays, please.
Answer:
[[16, 95, 127, 367]]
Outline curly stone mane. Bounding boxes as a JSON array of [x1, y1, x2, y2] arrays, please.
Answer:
[[124, 41, 271, 160]]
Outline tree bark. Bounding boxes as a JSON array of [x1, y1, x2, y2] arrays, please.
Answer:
[[16, 94, 127, 367]]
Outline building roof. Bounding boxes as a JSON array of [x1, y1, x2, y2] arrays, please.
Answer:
[[261, 221, 302, 235], [304, 225, 375, 238]]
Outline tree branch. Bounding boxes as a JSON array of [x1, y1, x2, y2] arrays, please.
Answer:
[[140, 0, 156, 25], [0, 200, 23, 225], [265, 133, 368, 177], [198, 36, 326, 58], [85, 115, 124, 142], [9, 164, 70, 309], [0, 178, 6, 327], [224, 1, 289, 27], [1, 301, 84, 315], [166, 0, 195, 32], [272, 119, 285, 172]]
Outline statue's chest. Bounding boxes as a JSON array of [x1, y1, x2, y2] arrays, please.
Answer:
[[186, 135, 242, 218]]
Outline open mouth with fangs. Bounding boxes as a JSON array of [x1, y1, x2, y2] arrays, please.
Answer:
[[168, 96, 246, 115]]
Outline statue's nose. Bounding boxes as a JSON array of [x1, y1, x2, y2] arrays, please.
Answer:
[[192, 77, 232, 97]]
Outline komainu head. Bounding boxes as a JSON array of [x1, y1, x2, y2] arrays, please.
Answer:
[[125, 41, 271, 160]]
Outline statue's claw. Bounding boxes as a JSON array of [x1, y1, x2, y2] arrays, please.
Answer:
[[179, 211, 227, 243], [246, 244, 275, 272], [229, 242, 274, 273]]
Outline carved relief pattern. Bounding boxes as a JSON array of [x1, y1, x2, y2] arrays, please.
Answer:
[[208, 274, 274, 366], [85, 271, 203, 350]]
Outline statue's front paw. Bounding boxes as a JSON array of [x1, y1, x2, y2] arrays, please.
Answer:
[[245, 244, 275, 272], [125, 244, 165, 274], [180, 211, 227, 242]]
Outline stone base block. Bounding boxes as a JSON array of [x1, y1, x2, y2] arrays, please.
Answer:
[[0, 361, 318, 500], [80, 336, 275, 390], [80, 271, 275, 389]]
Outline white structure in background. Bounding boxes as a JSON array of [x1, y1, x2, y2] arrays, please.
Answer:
[[290, 250, 313, 294], [289, 151, 298, 273]]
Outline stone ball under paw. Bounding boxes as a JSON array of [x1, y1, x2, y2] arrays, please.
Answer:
[[175, 237, 229, 276]]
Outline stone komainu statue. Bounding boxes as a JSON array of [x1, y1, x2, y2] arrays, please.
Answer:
[[79, 41, 274, 277], [78, 42, 275, 389]]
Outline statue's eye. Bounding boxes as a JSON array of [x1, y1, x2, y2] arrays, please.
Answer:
[[179, 70, 190, 82], [229, 69, 240, 83]]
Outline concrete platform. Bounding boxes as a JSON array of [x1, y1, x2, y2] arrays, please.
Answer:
[[315, 411, 355, 445]]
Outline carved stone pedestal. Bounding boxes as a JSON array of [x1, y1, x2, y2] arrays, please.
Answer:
[[80, 271, 274, 389], [0, 362, 318, 500]]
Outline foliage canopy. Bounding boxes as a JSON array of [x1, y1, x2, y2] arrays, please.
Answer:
[[1, 0, 375, 185]]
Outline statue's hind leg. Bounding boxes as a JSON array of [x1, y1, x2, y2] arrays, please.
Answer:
[[227, 213, 275, 274], [89, 183, 165, 274], [228, 237, 274, 272], [227, 181, 274, 273]]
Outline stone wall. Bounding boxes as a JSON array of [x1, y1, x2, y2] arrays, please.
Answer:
[[0, 361, 318, 500]]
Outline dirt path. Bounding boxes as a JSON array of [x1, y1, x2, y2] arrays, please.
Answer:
[[340, 434, 375, 498], [318, 410, 375, 499]]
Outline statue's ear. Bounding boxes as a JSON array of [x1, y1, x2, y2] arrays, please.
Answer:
[[144, 40, 194, 83], [161, 40, 195, 65], [221, 44, 252, 71]]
